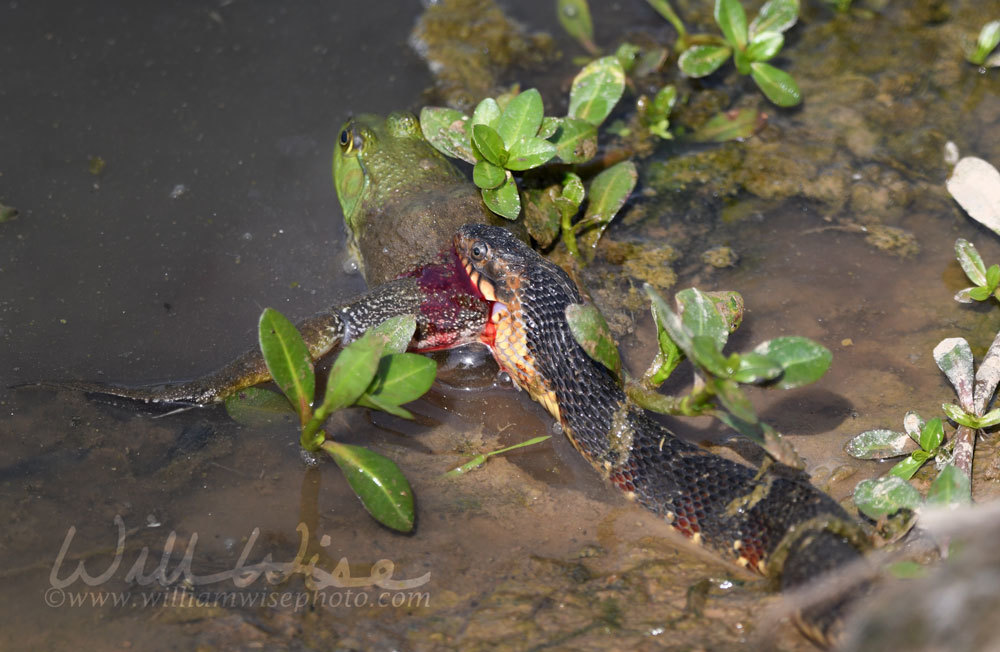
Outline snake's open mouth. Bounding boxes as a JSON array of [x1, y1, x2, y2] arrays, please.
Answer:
[[456, 248, 510, 347]]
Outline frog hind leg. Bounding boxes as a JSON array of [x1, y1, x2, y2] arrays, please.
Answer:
[[18, 277, 432, 406]]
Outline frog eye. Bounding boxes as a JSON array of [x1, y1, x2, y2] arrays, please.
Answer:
[[470, 242, 488, 261], [339, 129, 350, 147]]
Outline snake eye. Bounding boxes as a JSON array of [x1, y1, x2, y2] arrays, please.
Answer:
[[470, 242, 487, 261]]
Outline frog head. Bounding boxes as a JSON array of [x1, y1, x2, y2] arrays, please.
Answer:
[[332, 112, 464, 241]]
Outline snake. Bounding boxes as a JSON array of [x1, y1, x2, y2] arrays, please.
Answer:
[[453, 224, 868, 644]]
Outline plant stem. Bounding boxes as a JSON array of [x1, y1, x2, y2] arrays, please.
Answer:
[[562, 210, 583, 262]]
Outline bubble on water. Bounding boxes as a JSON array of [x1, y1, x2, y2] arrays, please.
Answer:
[[342, 257, 359, 274], [550, 421, 563, 435], [300, 449, 320, 467]]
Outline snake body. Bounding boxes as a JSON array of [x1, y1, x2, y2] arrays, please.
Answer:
[[454, 224, 866, 643]]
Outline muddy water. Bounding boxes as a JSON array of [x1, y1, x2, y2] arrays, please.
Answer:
[[3, 0, 1000, 650]]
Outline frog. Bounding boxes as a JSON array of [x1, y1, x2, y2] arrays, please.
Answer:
[[38, 112, 511, 405], [333, 111, 510, 286]]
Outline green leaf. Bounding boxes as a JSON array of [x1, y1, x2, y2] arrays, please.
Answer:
[[971, 20, 1000, 65], [678, 45, 731, 78], [714, 0, 749, 49], [258, 308, 315, 423], [745, 31, 783, 62], [889, 454, 925, 481], [472, 124, 508, 167], [644, 291, 685, 386], [368, 314, 417, 354], [321, 441, 414, 532], [676, 288, 730, 350], [749, 0, 799, 37], [968, 286, 993, 301], [987, 264, 1000, 289], [473, 160, 506, 189], [954, 239, 987, 286], [691, 108, 760, 142], [320, 334, 385, 416], [496, 88, 544, 149], [919, 418, 944, 452], [647, 284, 692, 356], [472, 98, 502, 129], [356, 392, 414, 419], [749, 62, 802, 107], [561, 172, 586, 206], [733, 47, 751, 75], [712, 377, 757, 424], [224, 387, 296, 427], [362, 353, 437, 407], [568, 56, 626, 126], [844, 429, 918, 460], [926, 463, 972, 507], [942, 402, 979, 428], [482, 172, 521, 220], [853, 476, 923, 519], [690, 335, 732, 377], [538, 116, 561, 139], [731, 351, 784, 384], [566, 303, 622, 380], [549, 117, 598, 164], [506, 136, 558, 170], [650, 84, 677, 119], [419, 107, 474, 164], [978, 407, 1000, 428], [556, 0, 595, 52], [577, 160, 637, 257], [752, 336, 831, 389]]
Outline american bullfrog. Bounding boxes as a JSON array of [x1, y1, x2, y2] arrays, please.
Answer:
[[44, 112, 503, 404], [333, 112, 507, 285]]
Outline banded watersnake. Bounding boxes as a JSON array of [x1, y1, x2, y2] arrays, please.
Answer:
[[454, 224, 868, 644]]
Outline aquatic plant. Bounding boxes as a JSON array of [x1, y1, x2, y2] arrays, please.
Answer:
[[966, 20, 1000, 67], [568, 284, 832, 467], [953, 239, 1000, 304], [226, 311, 437, 532], [420, 60, 637, 262], [677, 0, 801, 107]]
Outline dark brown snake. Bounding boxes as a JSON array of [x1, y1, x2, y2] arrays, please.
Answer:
[[453, 224, 868, 644]]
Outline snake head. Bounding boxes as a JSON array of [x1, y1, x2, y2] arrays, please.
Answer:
[[453, 224, 533, 305]]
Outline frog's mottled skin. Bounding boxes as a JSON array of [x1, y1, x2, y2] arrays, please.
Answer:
[[333, 112, 506, 285]]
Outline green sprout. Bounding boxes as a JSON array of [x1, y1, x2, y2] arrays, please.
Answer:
[[420, 58, 637, 262], [443, 436, 552, 478], [566, 284, 831, 468], [225, 311, 437, 532], [966, 20, 1000, 67], [677, 0, 802, 107], [954, 239, 1000, 304]]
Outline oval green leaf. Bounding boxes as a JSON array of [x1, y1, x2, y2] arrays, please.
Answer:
[[474, 159, 506, 189], [482, 172, 521, 220], [367, 314, 417, 354], [557, 0, 595, 52], [926, 463, 972, 507], [320, 334, 385, 416], [522, 186, 562, 247], [731, 351, 784, 384], [321, 441, 415, 532], [419, 107, 474, 163], [889, 454, 924, 481], [844, 429, 917, 460], [749, 0, 799, 37], [471, 97, 501, 129], [968, 286, 993, 301], [691, 335, 732, 377], [259, 308, 315, 423], [853, 476, 923, 519], [745, 31, 783, 62], [955, 238, 987, 286], [749, 62, 802, 107], [568, 56, 626, 126], [496, 88, 544, 149], [566, 303, 621, 380], [678, 45, 732, 78], [363, 353, 437, 406], [714, 0, 748, 49], [752, 336, 831, 389], [549, 117, 598, 164], [691, 108, 761, 142], [578, 160, 637, 255], [506, 136, 557, 171], [919, 418, 944, 452], [225, 387, 296, 427], [472, 124, 508, 167], [676, 288, 730, 350]]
